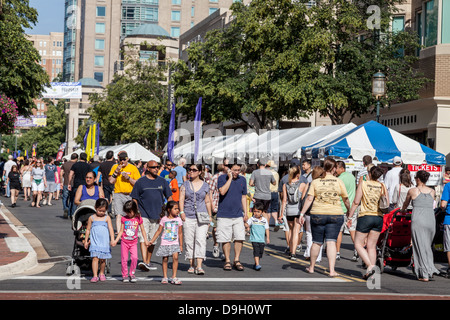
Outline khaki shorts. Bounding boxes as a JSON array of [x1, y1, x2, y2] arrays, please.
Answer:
[[138, 217, 159, 243], [216, 217, 246, 243], [340, 207, 358, 232]]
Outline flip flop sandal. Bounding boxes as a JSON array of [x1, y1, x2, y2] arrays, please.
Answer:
[[223, 262, 232, 271], [161, 277, 169, 284], [233, 261, 244, 271], [187, 267, 195, 274], [171, 278, 182, 285]]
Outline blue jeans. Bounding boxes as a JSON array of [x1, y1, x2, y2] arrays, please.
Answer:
[[62, 185, 70, 211], [310, 214, 344, 245]]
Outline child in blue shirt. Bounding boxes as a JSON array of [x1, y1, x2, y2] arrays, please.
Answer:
[[245, 202, 270, 271]]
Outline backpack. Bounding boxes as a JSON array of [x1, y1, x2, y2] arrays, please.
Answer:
[[286, 180, 301, 205]]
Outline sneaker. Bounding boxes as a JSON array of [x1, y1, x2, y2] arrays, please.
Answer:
[[147, 263, 157, 271], [138, 262, 150, 271], [130, 276, 137, 283], [290, 253, 297, 261], [336, 252, 341, 261], [351, 250, 359, 262], [212, 246, 220, 258], [122, 277, 129, 283], [296, 245, 302, 254], [42, 199, 47, 205], [90, 277, 99, 283], [254, 264, 262, 271]]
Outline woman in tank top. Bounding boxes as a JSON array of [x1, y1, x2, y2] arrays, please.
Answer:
[[74, 171, 105, 206]]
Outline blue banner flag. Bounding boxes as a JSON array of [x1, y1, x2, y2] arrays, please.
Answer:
[[167, 102, 176, 162], [194, 97, 202, 162]]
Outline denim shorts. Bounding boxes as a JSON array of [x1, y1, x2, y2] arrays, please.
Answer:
[[310, 214, 344, 245], [356, 215, 383, 233]]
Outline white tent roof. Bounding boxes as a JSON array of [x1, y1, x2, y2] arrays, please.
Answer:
[[64, 142, 160, 162]]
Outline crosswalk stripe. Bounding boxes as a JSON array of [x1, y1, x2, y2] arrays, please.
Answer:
[[12, 275, 348, 283]]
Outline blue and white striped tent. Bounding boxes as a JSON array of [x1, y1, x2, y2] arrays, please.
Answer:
[[302, 121, 446, 165]]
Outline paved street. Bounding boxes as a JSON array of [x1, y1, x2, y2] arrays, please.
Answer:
[[1, 194, 450, 302]]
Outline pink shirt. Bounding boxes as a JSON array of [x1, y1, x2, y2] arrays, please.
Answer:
[[159, 216, 183, 246], [121, 216, 143, 242]]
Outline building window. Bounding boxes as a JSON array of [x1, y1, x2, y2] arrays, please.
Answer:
[[424, 0, 438, 47], [94, 55, 104, 66], [171, 10, 181, 21], [96, 23, 106, 33], [172, 0, 181, 4], [94, 72, 104, 82], [95, 39, 105, 50], [96, 6, 106, 17], [191, 6, 194, 17], [140, 50, 158, 61], [171, 26, 180, 37], [209, 7, 218, 15]]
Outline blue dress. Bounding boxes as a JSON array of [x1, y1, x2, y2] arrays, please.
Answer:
[[89, 216, 112, 259]]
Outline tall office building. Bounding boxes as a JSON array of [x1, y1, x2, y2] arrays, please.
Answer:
[[63, 0, 239, 86], [27, 32, 64, 116]]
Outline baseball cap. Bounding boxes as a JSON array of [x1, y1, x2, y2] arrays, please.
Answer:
[[393, 156, 402, 165]]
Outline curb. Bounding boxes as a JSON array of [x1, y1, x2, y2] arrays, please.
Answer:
[[0, 204, 39, 279]]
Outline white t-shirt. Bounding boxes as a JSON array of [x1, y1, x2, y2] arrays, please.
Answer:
[[3, 160, 16, 177], [384, 166, 403, 204]]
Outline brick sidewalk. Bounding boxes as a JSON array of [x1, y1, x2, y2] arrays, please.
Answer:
[[0, 205, 36, 276]]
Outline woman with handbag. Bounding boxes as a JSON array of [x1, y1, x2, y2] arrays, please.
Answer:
[[391, 170, 413, 210], [179, 164, 212, 275], [347, 165, 387, 279]]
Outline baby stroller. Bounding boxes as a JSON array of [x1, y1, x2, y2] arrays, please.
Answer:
[[66, 199, 111, 275], [376, 208, 413, 273]]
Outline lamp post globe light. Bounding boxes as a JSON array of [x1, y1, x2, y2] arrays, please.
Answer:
[[372, 71, 386, 123]]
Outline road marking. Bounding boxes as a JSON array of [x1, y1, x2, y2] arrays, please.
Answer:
[[242, 242, 366, 283], [11, 275, 348, 283]]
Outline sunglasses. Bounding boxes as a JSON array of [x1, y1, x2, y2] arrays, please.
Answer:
[[148, 166, 159, 169], [188, 168, 199, 172]]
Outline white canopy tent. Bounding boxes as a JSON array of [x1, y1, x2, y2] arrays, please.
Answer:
[[64, 142, 160, 162]]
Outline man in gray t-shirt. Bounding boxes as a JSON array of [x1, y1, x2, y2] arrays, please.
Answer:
[[250, 162, 276, 220]]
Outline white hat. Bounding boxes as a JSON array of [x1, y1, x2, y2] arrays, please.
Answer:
[[393, 156, 402, 165]]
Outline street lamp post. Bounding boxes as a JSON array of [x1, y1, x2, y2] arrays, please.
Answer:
[[155, 118, 161, 150], [372, 71, 386, 123]]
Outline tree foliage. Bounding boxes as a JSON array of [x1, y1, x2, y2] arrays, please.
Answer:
[[18, 100, 66, 157], [86, 49, 169, 149], [172, 0, 430, 127], [0, 0, 50, 116]]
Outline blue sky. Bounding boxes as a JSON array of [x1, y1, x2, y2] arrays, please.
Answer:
[[26, 0, 65, 35]]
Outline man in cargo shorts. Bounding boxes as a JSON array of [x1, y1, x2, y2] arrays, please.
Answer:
[[216, 162, 248, 271]]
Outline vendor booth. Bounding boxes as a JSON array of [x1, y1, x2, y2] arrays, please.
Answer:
[[301, 121, 446, 186], [64, 142, 160, 162]]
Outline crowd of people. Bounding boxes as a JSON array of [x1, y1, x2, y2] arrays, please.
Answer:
[[1, 152, 450, 284]]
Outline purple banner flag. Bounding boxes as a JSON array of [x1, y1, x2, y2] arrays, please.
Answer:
[[194, 97, 202, 162], [167, 103, 176, 162]]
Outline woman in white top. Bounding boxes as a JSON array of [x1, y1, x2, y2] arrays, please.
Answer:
[[391, 170, 413, 210], [20, 159, 33, 201]]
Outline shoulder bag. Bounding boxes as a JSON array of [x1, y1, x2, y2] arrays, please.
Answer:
[[379, 183, 390, 214], [190, 181, 210, 224]]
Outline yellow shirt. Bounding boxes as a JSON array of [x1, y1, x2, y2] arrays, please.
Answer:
[[270, 170, 279, 193], [308, 173, 348, 215], [359, 180, 383, 217], [109, 163, 141, 194]]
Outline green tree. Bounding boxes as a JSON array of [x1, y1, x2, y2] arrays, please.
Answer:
[[0, 0, 50, 116], [18, 100, 66, 157], [172, 0, 430, 127], [86, 48, 169, 149]]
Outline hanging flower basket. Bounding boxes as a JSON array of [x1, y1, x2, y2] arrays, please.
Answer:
[[0, 95, 19, 135]]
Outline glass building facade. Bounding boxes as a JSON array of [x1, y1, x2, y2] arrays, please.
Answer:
[[63, 0, 78, 82], [121, 0, 159, 38]]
